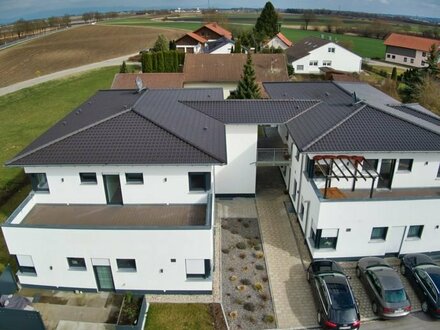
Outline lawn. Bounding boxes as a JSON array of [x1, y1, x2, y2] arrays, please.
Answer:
[[145, 303, 214, 330], [0, 25, 183, 87]]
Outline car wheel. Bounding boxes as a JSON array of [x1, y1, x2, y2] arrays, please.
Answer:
[[372, 301, 378, 315], [356, 266, 361, 278], [400, 263, 406, 276], [421, 301, 429, 313], [317, 311, 322, 325]]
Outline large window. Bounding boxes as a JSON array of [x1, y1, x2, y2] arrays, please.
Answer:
[[312, 229, 338, 249], [328, 47, 335, 53], [309, 60, 318, 66], [67, 257, 86, 270], [188, 172, 211, 192], [185, 259, 211, 279], [363, 159, 378, 172], [30, 173, 49, 192], [371, 227, 388, 240], [407, 225, 424, 239], [125, 173, 144, 184], [80, 172, 97, 184], [323, 60, 332, 66], [16, 255, 36, 275], [296, 65, 304, 71], [398, 159, 413, 172], [116, 259, 137, 272]]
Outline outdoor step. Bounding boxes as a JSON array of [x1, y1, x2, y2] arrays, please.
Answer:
[[56, 320, 116, 330]]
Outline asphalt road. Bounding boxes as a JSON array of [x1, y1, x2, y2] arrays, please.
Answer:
[[362, 312, 439, 329]]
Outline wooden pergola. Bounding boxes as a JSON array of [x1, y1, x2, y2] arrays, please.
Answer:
[[313, 155, 380, 199]]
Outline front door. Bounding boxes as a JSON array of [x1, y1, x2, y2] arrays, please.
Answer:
[[93, 266, 115, 291], [385, 226, 406, 255], [378, 159, 396, 189], [103, 175, 123, 205]]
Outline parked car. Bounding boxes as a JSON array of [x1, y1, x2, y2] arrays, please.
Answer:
[[400, 253, 440, 318], [307, 260, 361, 329], [356, 257, 411, 318]]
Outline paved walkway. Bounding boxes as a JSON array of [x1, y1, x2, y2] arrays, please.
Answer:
[[255, 167, 317, 329], [0, 54, 138, 97]]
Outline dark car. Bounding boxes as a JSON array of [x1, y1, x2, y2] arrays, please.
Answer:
[[307, 260, 361, 329], [356, 257, 411, 318], [400, 253, 440, 318]]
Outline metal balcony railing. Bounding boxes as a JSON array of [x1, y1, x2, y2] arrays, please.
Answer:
[[257, 148, 291, 165]]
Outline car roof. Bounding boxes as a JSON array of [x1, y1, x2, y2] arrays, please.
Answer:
[[311, 260, 345, 275], [405, 253, 436, 266], [371, 268, 403, 290]]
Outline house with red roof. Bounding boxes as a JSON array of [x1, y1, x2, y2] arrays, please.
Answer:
[[264, 32, 293, 50], [175, 23, 233, 54], [384, 33, 440, 68]]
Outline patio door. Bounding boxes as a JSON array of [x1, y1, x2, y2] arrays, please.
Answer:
[[377, 159, 396, 189], [385, 226, 406, 255], [93, 266, 115, 291], [103, 175, 123, 205]]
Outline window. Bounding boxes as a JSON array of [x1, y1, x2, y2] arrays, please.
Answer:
[[67, 257, 86, 270], [125, 173, 143, 184], [437, 164, 440, 178], [309, 60, 318, 66], [80, 172, 97, 184], [312, 229, 339, 249], [16, 255, 36, 275], [116, 259, 137, 271], [292, 179, 297, 202], [323, 60, 332, 66], [296, 65, 304, 71], [387, 54, 391, 58], [392, 55, 396, 59], [404, 57, 407, 63], [407, 225, 423, 239], [188, 172, 211, 192], [314, 162, 329, 179], [328, 47, 335, 53], [371, 227, 388, 240], [299, 202, 305, 220], [398, 159, 413, 172], [422, 52, 426, 57], [29, 173, 49, 192], [363, 159, 378, 172], [410, 58, 414, 64], [186, 259, 211, 279]]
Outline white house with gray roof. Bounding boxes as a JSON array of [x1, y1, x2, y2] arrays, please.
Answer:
[[287, 37, 362, 74], [2, 81, 440, 293]]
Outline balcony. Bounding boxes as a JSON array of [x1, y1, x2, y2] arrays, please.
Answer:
[[257, 126, 290, 166], [4, 192, 213, 229]]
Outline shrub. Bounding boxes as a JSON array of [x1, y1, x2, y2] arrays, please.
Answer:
[[240, 278, 251, 285], [263, 314, 275, 323], [222, 248, 230, 254], [236, 285, 246, 291], [243, 222, 250, 228], [234, 298, 244, 305], [248, 315, 256, 324], [262, 275, 268, 282], [236, 242, 247, 249], [243, 302, 256, 312], [255, 264, 264, 270], [221, 223, 229, 230], [254, 251, 264, 259], [229, 311, 238, 319], [254, 282, 263, 292], [229, 275, 237, 281], [239, 253, 246, 259], [260, 293, 269, 301], [228, 267, 235, 272]]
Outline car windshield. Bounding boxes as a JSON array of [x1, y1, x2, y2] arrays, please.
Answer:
[[384, 289, 407, 303], [326, 282, 355, 309], [330, 307, 358, 324]]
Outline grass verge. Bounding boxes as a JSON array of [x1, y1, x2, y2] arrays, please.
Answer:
[[145, 303, 214, 330]]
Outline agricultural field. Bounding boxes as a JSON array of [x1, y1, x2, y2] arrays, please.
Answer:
[[0, 25, 183, 87]]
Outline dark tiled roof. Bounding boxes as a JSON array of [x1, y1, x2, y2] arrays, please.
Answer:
[[205, 37, 234, 53], [7, 88, 226, 166], [389, 104, 440, 126], [286, 37, 331, 62], [182, 100, 321, 124]]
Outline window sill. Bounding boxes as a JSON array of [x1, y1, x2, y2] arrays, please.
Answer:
[[126, 182, 144, 185], [186, 277, 212, 282], [68, 267, 87, 271], [17, 271, 37, 277], [369, 239, 386, 243], [117, 269, 137, 273], [80, 182, 98, 185], [405, 237, 421, 241]]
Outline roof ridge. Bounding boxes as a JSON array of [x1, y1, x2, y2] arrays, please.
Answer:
[[6, 109, 132, 166], [183, 99, 322, 103], [302, 104, 367, 151], [133, 102, 226, 163], [177, 100, 228, 124], [284, 100, 324, 124]]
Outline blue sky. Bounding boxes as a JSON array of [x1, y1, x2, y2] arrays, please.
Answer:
[[0, 0, 439, 23]]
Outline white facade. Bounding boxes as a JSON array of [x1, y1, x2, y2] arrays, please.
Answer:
[[265, 36, 290, 50], [208, 41, 235, 54], [292, 42, 362, 74], [176, 43, 203, 54]]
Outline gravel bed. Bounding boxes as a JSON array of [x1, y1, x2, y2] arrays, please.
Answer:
[[221, 218, 276, 329]]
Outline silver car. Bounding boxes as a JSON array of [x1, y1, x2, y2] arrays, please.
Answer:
[[356, 257, 411, 318]]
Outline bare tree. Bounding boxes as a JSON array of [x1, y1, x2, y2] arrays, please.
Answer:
[[302, 11, 316, 30]]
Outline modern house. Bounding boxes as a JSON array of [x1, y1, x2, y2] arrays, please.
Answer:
[[175, 23, 233, 54], [286, 36, 362, 74], [264, 32, 293, 50], [384, 33, 440, 68], [3, 81, 440, 293]]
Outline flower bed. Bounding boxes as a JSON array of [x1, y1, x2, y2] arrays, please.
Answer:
[[221, 218, 276, 329]]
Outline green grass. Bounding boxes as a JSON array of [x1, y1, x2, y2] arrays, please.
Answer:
[[280, 28, 385, 59], [145, 303, 214, 330]]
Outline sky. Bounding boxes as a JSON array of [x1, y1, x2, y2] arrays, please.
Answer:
[[0, 0, 439, 24]]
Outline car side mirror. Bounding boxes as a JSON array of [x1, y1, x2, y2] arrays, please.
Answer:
[[356, 299, 360, 306], [346, 275, 352, 280]]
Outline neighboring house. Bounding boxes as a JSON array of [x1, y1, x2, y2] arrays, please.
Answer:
[[183, 53, 289, 98], [384, 33, 440, 68], [175, 23, 233, 54], [111, 73, 185, 89], [204, 37, 239, 54], [286, 36, 362, 74], [264, 32, 293, 50], [3, 81, 440, 293]]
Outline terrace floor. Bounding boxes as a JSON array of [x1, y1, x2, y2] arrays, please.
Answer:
[[320, 186, 440, 200], [21, 204, 206, 227]]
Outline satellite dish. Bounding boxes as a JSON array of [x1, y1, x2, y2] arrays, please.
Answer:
[[135, 76, 144, 93]]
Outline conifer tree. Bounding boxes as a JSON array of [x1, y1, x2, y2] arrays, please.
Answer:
[[254, 2, 279, 41], [119, 61, 128, 73], [230, 53, 261, 99]]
